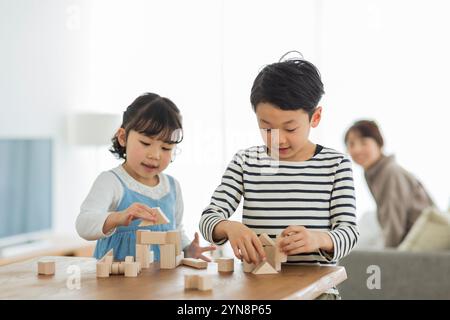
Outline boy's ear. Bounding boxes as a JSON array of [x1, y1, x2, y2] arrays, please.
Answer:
[[117, 128, 127, 147], [310, 106, 322, 128]]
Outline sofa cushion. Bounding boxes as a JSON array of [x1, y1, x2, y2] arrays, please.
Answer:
[[338, 249, 450, 299], [398, 207, 450, 251]]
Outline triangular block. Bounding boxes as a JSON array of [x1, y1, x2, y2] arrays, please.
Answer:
[[259, 233, 275, 246], [252, 261, 278, 275], [139, 207, 170, 226]]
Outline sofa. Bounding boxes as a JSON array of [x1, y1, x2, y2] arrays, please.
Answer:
[[338, 208, 450, 299], [338, 249, 450, 299]]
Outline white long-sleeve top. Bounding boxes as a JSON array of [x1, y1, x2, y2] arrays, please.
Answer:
[[76, 165, 191, 250]]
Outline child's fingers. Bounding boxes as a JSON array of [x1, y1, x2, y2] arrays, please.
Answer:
[[132, 210, 157, 222], [200, 245, 216, 253], [198, 254, 212, 262], [282, 239, 306, 252], [230, 242, 242, 261], [135, 203, 158, 217], [281, 225, 305, 237], [280, 232, 304, 248], [251, 236, 266, 261], [237, 241, 250, 264], [243, 239, 259, 265], [194, 232, 200, 243]]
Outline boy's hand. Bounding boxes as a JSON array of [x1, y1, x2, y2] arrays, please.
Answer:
[[217, 221, 266, 264], [279, 225, 333, 255], [118, 203, 158, 227], [186, 232, 217, 262]]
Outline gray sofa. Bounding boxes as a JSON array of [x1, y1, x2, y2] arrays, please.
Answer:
[[338, 249, 450, 299]]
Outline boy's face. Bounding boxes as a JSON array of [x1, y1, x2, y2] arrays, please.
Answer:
[[117, 129, 174, 185], [255, 102, 321, 161]]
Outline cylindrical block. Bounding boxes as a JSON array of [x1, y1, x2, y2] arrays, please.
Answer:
[[111, 262, 119, 275]]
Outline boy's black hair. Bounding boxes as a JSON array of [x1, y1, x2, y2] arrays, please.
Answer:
[[110, 92, 183, 159], [250, 57, 324, 118]]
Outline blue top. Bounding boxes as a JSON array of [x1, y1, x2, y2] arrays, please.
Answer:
[[93, 171, 177, 261]]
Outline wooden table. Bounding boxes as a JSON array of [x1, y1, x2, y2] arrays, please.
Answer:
[[0, 256, 346, 300]]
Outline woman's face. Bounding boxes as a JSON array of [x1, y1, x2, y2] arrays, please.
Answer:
[[346, 130, 382, 170]]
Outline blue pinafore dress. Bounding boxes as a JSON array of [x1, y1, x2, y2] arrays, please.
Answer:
[[93, 171, 177, 261]]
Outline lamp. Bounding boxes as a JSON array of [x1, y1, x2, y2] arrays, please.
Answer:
[[67, 113, 122, 172]]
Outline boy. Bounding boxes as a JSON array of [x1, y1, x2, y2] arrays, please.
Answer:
[[199, 56, 359, 298]]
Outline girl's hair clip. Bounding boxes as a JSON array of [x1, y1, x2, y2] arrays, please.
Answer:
[[279, 50, 304, 62]]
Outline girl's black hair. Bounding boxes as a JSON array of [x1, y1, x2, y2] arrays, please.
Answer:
[[250, 53, 324, 118], [110, 92, 183, 159]]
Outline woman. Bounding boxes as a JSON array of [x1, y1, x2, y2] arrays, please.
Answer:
[[345, 120, 434, 247]]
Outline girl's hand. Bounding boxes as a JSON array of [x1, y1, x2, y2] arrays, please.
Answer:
[[102, 203, 157, 234], [117, 203, 158, 227], [279, 225, 333, 255], [186, 232, 217, 262], [216, 221, 266, 265]]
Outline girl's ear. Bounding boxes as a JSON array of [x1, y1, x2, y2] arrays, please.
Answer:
[[117, 128, 127, 147], [310, 106, 322, 128]]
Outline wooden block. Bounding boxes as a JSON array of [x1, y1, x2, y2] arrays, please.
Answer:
[[138, 207, 170, 226], [104, 255, 113, 267], [149, 251, 154, 263], [125, 256, 134, 263], [99, 248, 114, 263], [259, 233, 275, 246], [182, 258, 208, 269], [184, 274, 213, 291], [215, 258, 234, 272], [166, 231, 182, 255], [96, 262, 110, 278], [184, 274, 198, 289], [118, 262, 125, 274], [198, 275, 213, 291], [252, 261, 278, 275], [176, 252, 184, 267], [160, 244, 176, 269], [136, 244, 153, 269], [111, 262, 119, 275], [37, 260, 55, 275], [243, 261, 255, 273], [124, 262, 139, 277], [136, 230, 168, 245], [264, 246, 281, 271], [275, 235, 287, 263]]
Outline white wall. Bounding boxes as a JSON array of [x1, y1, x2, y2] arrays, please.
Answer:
[[0, 0, 98, 236], [1, 0, 449, 244]]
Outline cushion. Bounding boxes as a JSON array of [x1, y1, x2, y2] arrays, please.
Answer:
[[398, 207, 450, 251]]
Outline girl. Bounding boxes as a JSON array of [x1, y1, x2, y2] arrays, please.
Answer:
[[345, 119, 434, 247], [76, 92, 215, 261]]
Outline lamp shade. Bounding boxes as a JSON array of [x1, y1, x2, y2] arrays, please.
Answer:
[[67, 113, 122, 146]]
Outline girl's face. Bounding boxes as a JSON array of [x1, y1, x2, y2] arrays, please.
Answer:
[[346, 130, 382, 170], [117, 129, 174, 186], [255, 102, 322, 161]]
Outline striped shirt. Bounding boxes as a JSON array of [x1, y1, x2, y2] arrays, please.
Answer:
[[199, 145, 359, 266]]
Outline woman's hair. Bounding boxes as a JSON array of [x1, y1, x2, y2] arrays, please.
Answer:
[[110, 92, 183, 159], [250, 53, 324, 118], [344, 120, 384, 147]]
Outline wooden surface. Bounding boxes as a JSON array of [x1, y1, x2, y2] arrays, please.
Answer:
[[0, 256, 347, 300]]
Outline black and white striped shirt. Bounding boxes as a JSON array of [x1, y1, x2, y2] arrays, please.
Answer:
[[199, 145, 359, 266]]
